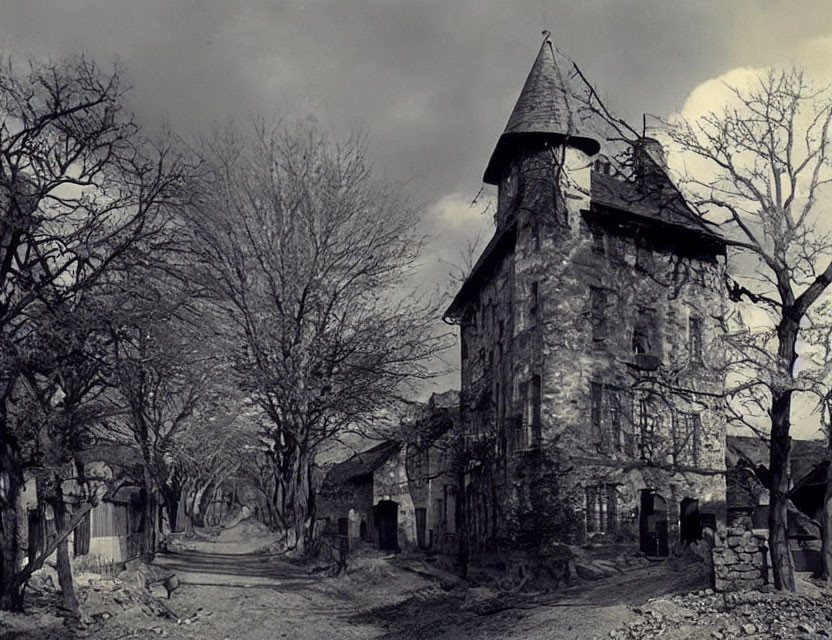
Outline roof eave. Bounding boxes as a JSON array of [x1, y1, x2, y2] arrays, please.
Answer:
[[588, 202, 728, 247], [483, 132, 601, 185], [444, 222, 518, 322]]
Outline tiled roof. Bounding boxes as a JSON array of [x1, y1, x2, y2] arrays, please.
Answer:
[[590, 171, 724, 241], [484, 38, 600, 184], [791, 439, 826, 485], [727, 435, 826, 486], [323, 440, 401, 485], [726, 435, 770, 469]]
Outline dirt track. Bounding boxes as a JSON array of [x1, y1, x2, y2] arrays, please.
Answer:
[[1, 524, 714, 640]]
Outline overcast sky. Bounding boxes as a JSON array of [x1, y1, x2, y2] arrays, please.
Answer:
[[3, 0, 831, 434]]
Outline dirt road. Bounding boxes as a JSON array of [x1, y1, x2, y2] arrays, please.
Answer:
[[1, 525, 712, 640], [151, 546, 386, 639], [146, 528, 707, 640]]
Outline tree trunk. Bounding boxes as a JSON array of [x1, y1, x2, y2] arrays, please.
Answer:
[[0, 435, 25, 611], [164, 491, 179, 534], [51, 485, 79, 617], [159, 480, 181, 535], [769, 388, 796, 591], [3, 501, 96, 613], [141, 471, 156, 563], [291, 452, 311, 555]]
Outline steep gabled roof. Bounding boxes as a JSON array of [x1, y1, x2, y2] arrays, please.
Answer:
[[483, 37, 600, 184], [726, 435, 771, 470], [727, 435, 826, 489], [590, 171, 726, 243], [324, 440, 402, 485], [791, 439, 827, 486]]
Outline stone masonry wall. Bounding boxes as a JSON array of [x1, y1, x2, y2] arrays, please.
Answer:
[[711, 526, 768, 592], [455, 140, 729, 552]]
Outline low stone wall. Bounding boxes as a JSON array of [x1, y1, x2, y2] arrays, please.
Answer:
[[711, 526, 768, 592]]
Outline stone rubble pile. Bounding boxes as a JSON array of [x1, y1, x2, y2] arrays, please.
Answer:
[[711, 526, 768, 592], [23, 565, 184, 634], [604, 587, 832, 640]]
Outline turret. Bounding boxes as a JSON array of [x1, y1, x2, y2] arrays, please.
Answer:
[[484, 35, 600, 229]]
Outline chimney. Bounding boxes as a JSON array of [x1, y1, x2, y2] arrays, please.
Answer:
[[632, 137, 667, 187]]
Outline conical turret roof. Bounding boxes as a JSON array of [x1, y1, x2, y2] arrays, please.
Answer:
[[483, 36, 600, 184]]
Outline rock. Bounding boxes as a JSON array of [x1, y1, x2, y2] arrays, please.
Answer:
[[592, 561, 620, 577], [574, 562, 606, 580], [798, 623, 815, 634], [741, 622, 756, 635]]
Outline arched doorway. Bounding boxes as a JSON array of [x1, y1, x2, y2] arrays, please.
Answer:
[[639, 489, 669, 557], [374, 500, 399, 551], [680, 497, 702, 544]]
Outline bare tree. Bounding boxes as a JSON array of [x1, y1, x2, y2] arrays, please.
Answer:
[[664, 69, 832, 591], [164, 386, 255, 532], [187, 122, 450, 551], [0, 53, 197, 610], [104, 274, 216, 560]]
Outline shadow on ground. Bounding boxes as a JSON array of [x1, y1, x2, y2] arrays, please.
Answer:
[[156, 550, 318, 591]]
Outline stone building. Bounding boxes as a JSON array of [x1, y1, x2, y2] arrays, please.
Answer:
[[316, 391, 459, 553], [443, 37, 729, 559]]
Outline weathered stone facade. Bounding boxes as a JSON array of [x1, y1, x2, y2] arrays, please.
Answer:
[[444, 37, 728, 560], [316, 392, 459, 553], [712, 526, 768, 592]]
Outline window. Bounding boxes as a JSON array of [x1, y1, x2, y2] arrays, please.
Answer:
[[632, 307, 660, 358], [591, 228, 605, 254], [632, 325, 649, 355], [607, 233, 623, 260], [689, 316, 703, 364], [590, 287, 609, 341], [591, 383, 631, 454], [590, 381, 603, 444], [586, 484, 618, 534], [516, 378, 541, 450], [635, 393, 660, 461], [523, 375, 542, 448], [531, 220, 540, 252], [529, 281, 539, 326], [636, 236, 655, 272], [674, 412, 702, 465]]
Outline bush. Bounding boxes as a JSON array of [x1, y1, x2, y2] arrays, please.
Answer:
[[504, 456, 581, 550]]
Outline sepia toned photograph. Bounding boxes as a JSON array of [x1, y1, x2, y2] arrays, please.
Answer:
[[1, 2, 832, 638]]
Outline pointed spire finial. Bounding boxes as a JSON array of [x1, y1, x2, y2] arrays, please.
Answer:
[[482, 35, 601, 184], [542, 30, 551, 42]]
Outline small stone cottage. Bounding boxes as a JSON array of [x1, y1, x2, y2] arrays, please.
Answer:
[[317, 391, 458, 553]]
